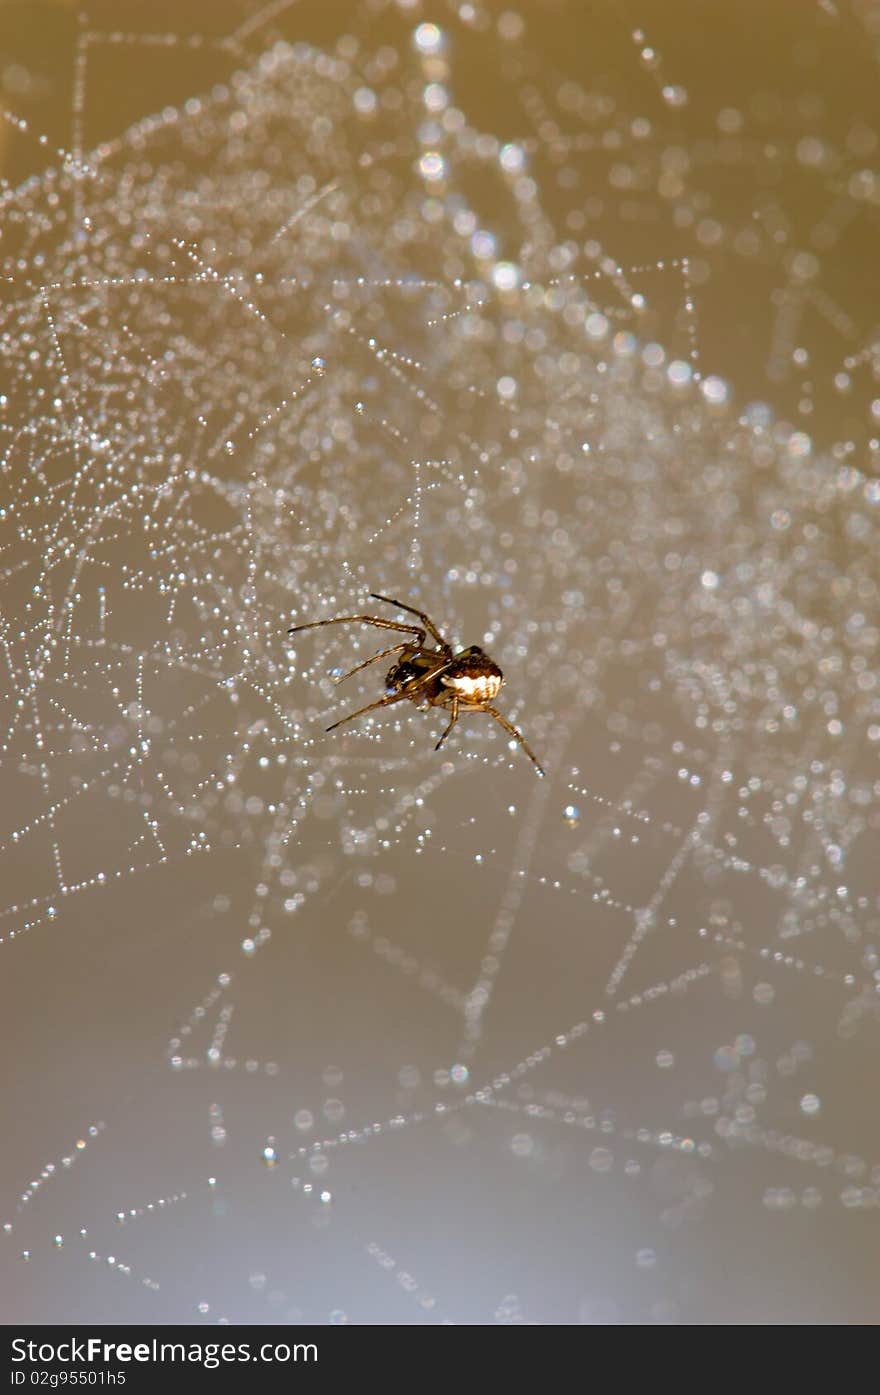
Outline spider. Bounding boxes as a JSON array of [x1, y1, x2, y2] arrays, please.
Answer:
[[287, 592, 545, 776]]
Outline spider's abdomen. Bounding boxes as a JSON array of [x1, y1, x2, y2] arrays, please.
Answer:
[[441, 647, 503, 704]]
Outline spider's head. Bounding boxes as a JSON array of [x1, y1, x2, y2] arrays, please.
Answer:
[[385, 657, 422, 692]]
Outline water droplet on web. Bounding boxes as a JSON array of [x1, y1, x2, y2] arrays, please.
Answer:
[[511, 1134, 534, 1157], [3, 0, 878, 1328]]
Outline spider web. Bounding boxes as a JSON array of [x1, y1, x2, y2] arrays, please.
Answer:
[[1, 0, 879, 1324]]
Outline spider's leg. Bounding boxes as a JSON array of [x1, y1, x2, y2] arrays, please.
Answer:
[[332, 642, 417, 684], [326, 690, 409, 732], [369, 593, 450, 651], [434, 696, 459, 751], [404, 656, 458, 691], [326, 657, 457, 732], [481, 705, 545, 777], [288, 614, 425, 644]]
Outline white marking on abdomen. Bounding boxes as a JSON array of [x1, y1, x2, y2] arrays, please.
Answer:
[[443, 673, 502, 702]]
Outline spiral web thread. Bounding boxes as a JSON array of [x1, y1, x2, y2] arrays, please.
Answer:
[[1, 0, 879, 1323]]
